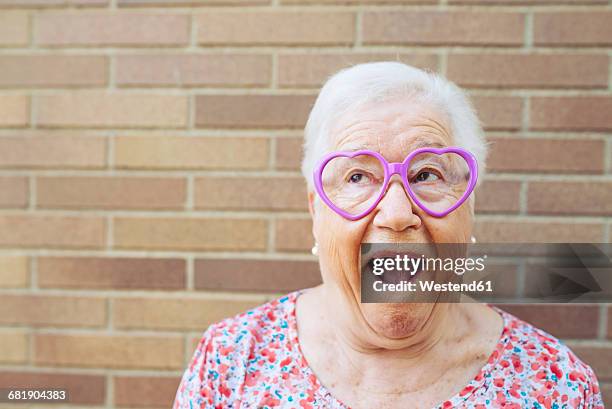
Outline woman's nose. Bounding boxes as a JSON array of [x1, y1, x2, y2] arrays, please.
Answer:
[[372, 179, 422, 232]]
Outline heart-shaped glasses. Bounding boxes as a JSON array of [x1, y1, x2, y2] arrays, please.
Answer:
[[313, 147, 478, 220]]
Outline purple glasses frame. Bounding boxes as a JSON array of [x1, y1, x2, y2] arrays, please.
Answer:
[[313, 147, 478, 221]]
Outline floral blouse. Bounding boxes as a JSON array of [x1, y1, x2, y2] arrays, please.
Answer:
[[174, 290, 604, 409]]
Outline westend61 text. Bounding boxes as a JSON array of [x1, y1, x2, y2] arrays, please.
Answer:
[[373, 280, 493, 293]]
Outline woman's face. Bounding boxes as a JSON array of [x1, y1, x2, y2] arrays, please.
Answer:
[[309, 96, 474, 340]]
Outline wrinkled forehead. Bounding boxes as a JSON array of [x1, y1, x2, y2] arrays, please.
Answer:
[[327, 97, 454, 162]]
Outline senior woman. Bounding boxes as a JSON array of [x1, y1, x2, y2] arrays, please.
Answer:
[[173, 62, 603, 408]]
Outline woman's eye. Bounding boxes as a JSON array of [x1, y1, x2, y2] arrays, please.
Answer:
[[348, 173, 367, 183], [414, 171, 440, 183]]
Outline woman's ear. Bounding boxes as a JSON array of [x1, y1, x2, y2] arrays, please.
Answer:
[[307, 191, 316, 218], [308, 191, 318, 242]]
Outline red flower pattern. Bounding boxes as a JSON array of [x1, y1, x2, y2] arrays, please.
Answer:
[[174, 290, 604, 409]]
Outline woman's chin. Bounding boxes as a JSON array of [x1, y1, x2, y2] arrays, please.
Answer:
[[361, 303, 433, 340]]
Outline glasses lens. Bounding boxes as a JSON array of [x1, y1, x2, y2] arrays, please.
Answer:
[[321, 154, 386, 217], [407, 152, 471, 215]]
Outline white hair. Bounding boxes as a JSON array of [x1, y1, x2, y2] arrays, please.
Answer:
[[301, 62, 488, 197]]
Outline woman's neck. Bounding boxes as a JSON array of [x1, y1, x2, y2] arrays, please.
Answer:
[[297, 285, 473, 394]]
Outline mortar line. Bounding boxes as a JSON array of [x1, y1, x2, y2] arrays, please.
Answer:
[[598, 304, 608, 340], [186, 255, 195, 293], [519, 181, 528, 215]]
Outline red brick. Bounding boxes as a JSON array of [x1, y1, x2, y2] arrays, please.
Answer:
[[0, 294, 106, 327], [0, 215, 105, 249], [115, 136, 269, 170], [534, 12, 612, 46], [528, 181, 612, 216], [0, 0, 106, 5], [34, 334, 184, 369], [530, 97, 612, 131], [278, 53, 439, 88], [472, 96, 523, 131], [195, 95, 314, 129], [113, 297, 262, 330], [114, 217, 267, 251], [447, 54, 608, 89], [276, 137, 302, 170], [475, 180, 521, 213], [0, 56, 108, 88], [37, 176, 186, 210], [38, 257, 186, 290], [609, 306, 612, 339], [194, 258, 321, 292], [0, 135, 106, 169], [36, 13, 190, 46], [116, 54, 271, 87], [283, 0, 434, 3], [0, 13, 29, 47], [37, 93, 188, 128], [0, 176, 28, 208], [498, 305, 600, 338], [0, 372, 105, 405], [114, 376, 180, 408], [487, 137, 605, 174], [0, 256, 29, 288], [275, 218, 313, 252], [120, 0, 264, 5], [363, 11, 524, 46], [0, 331, 28, 364], [451, 0, 606, 2], [194, 176, 307, 211], [474, 219, 603, 243], [602, 383, 612, 408], [0, 95, 28, 127], [197, 12, 354, 46]]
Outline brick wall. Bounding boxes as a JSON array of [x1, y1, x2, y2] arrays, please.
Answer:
[[0, 1, 611, 407]]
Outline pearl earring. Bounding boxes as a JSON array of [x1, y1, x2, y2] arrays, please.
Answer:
[[311, 242, 318, 256], [471, 236, 477, 244]]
